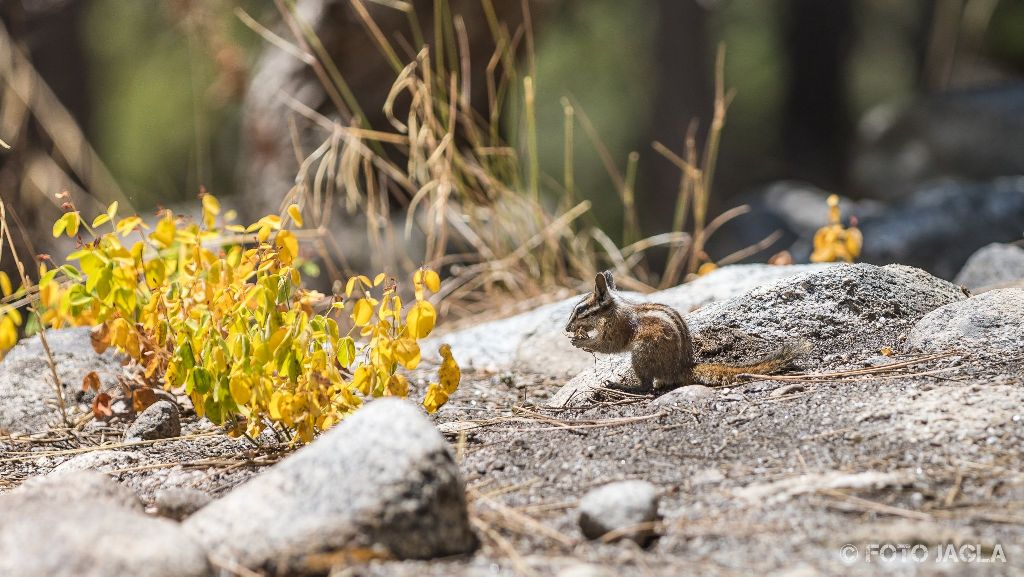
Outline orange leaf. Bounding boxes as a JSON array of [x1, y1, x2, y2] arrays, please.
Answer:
[[90, 324, 110, 354], [92, 392, 113, 419], [82, 371, 101, 393], [132, 388, 158, 413]]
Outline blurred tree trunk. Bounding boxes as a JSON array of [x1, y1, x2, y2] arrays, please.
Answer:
[[641, 0, 711, 237], [0, 0, 92, 276], [780, 0, 855, 190]]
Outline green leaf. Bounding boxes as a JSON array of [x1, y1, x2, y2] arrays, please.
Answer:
[[337, 336, 355, 367], [58, 265, 83, 282]]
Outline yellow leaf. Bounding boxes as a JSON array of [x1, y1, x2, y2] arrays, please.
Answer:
[[230, 377, 251, 404], [276, 230, 299, 263], [422, 383, 448, 414], [373, 273, 386, 286], [125, 330, 141, 359], [202, 193, 221, 215], [352, 365, 372, 395], [65, 212, 80, 237], [150, 215, 176, 248], [267, 326, 289, 355], [352, 298, 374, 326], [697, 262, 718, 276], [406, 300, 436, 338], [0, 317, 17, 351], [413, 269, 425, 301], [422, 269, 441, 293], [386, 374, 409, 397], [269, 391, 287, 420], [5, 307, 21, 327], [53, 213, 80, 238], [260, 214, 282, 230], [393, 338, 421, 369], [880, 346, 894, 357], [257, 225, 272, 243], [91, 213, 110, 228], [437, 343, 461, 394], [286, 204, 303, 227], [115, 215, 148, 237], [811, 194, 861, 263], [109, 318, 130, 349], [0, 272, 11, 297], [106, 201, 118, 220], [345, 277, 358, 297], [297, 420, 314, 443]]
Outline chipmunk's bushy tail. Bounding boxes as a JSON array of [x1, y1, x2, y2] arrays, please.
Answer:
[[690, 340, 811, 386]]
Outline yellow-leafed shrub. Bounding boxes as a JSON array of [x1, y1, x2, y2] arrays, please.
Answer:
[[811, 194, 862, 263], [25, 194, 459, 442]]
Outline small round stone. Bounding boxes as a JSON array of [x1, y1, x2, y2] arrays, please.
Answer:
[[578, 480, 660, 544]]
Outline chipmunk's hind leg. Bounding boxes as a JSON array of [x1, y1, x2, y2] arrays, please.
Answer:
[[648, 367, 695, 394]]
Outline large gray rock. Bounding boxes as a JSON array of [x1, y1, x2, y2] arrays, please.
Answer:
[[49, 449, 141, 476], [954, 243, 1024, 290], [183, 398, 476, 573], [0, 472, 207, 577], [856, 179, 1024, 279], [154, 488, 212, 522], [124, 400, 181, 442], [430, 264, 832, 377], [0, 327, 124, 434], [0, 500, 212, 577], [3, 470, 141, 512], [908, 289, 1024, 354], [685, 264, 962, 359], [552, 264, 964, 406], [578, 480, 660, 544]]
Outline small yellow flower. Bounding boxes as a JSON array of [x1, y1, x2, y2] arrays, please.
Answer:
[[811, 194, 862, 263]]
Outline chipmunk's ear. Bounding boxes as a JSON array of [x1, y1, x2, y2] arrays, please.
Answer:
[[594, 270, 613, 298], [602, 270, 616, 290]]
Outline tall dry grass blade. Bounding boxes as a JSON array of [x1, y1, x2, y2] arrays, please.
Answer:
[[622, 151, 641, 246], [349, 0, 404, 73], [523, 76, 539, 203], [561, 97, 575, 210], [234, 7, 315, 65]]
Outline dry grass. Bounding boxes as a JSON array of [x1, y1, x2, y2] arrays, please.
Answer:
[[0, 3, 766, 337], [243, 2, 755, 319]]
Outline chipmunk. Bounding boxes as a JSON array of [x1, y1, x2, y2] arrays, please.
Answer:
[[565, 271, 806, 391]]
